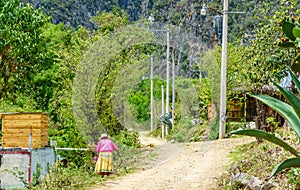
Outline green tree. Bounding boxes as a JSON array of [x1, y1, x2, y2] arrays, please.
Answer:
[[73, 11, 155, 142], [42, 24, 93, 148], [91, 10, 129, 35], [246, 1, 298, 87], [242, 0, 300, 131], [20, 21, 94, 165], [0, 0, 52, 99], [128, 79, 166, 122]]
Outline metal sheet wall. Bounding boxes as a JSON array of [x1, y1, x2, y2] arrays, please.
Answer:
[[0, 147, 55, 189]]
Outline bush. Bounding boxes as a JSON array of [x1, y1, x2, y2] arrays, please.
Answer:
[[31, 162, 100, 190]]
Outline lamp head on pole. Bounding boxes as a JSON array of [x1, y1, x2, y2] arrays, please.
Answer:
[[148, 15, 154, 23], [200, 4, 207, 16]]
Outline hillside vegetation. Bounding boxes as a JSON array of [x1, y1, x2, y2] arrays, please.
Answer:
[[1, 0, 300, 189]]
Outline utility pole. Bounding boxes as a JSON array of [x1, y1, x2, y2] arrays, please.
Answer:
[[148, 16, 170, 135], [165, 29, 170, 135], [219, 0, 228, 139], [150, 55, 154, 132], [172, 51, 175, 129], [200, 2, 244, 139], [161, 85, 165, 138]]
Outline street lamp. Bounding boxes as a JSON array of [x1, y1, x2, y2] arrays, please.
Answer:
[[201, 2, 245, 139], [199, 3, 227, 139], [201, 4, 207, 17]]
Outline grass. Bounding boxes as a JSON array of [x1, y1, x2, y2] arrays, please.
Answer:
[[148, 152, 158, 158]]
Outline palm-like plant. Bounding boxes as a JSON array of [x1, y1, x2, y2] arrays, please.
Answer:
[[230, 67, 300, 177]]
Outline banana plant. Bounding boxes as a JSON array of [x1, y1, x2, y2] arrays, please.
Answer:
[[230, 67, 300, 177]]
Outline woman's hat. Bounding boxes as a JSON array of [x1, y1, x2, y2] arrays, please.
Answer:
[[100, 133, 108, 139]]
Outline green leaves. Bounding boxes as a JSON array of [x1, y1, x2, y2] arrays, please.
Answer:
[[273, 83, 300, 122], [0, 0, 52, 99], [248, 68, 300, 140], [246, 2, 298, 88], [278, 16, 300, 70], [230, 129, 299, 157], [281, 19, 296, 41], [288, 67, 300, 93], [271, 158, 300, 177], [278, 41, 295, 48], [292, 27, 300, 38], [250, 93, 300, 139], [230, 68, 300, 177]]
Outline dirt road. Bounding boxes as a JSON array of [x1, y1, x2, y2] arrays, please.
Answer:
[[92, 134, 254, 190]]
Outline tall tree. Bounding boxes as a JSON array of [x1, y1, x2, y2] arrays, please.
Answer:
[[0, 0, 52, 99]]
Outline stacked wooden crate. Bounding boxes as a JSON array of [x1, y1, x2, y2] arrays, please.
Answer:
[[227, 100, 244, 121], [1, 112, 49, 148]]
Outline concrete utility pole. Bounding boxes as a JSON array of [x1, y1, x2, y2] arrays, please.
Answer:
[[161, 85, 165, 138], [150, 55, 154, 132], [172, 51, 175, 129], [165, 29, 170, 135], [200, 2, 244, 139], [219, 0, 228, 139]]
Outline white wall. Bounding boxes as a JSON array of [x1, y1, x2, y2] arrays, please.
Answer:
[[0, 147, 55, 189]]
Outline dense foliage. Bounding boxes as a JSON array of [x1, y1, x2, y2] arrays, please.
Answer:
[[128, 79, 166, 122], [222, 2, 300, 189], [230, 10, 300, 178], [0, 0, 52, 100], [2, 0, 300, 189]]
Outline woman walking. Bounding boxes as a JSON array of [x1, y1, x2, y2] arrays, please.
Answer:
[[95, 133, 121, 177]]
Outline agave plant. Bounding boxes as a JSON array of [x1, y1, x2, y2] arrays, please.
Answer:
[[230, 67, 300, 177]]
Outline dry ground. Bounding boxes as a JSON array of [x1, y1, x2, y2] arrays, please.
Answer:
[[91, 133, 255, 190]]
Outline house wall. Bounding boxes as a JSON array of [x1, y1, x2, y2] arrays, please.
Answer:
[[207, 97, 257, 123]]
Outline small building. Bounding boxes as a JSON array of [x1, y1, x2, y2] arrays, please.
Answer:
[[0, 147, 55, 189], [0, 112, 55, 189], [208, 95, 257, 123]]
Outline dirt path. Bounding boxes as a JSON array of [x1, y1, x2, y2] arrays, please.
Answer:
[[92, 134, 255, 190]]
